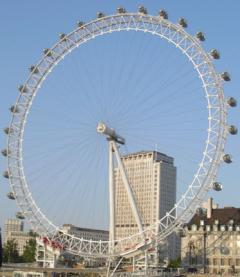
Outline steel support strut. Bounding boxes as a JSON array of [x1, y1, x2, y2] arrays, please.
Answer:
[[97, 122, 145, 249], [111, 140, 144, 237], [109, 141, 115, 252]]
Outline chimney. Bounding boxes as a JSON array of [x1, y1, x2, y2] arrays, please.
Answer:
[[207, 197, 213, 219]]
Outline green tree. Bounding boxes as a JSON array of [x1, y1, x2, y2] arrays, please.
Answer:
[[168, 257, 181, 268], [3, 239, 20, 263], [28, 230, 38, 237], [22, 238, 36, 262]]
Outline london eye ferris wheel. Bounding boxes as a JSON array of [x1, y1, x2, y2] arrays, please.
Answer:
[[2, 6, 238, 258]]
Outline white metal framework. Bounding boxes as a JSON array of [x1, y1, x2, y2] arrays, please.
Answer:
[[6, 12, 229, 258]]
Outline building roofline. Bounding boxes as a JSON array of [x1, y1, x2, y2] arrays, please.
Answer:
[[189, 207, 240, 226], [62, 224, 109, 234], [122, 150, 173, 159]]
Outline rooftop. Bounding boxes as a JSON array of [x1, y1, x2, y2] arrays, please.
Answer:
[[123, 150, 168, 157], [122, 150, 174, 164], [62, 224, 109, 234], [189, 207, 240, 226]]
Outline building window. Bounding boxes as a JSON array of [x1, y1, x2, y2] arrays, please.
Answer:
[[221, 258, 224, 266], [236, 259, 240, 266], [220, 225, 225, 232], [206, 225, 211, 232], [213, 225, 218, 231], [191, 225, 197, 231], [213, 258, 218, 266]]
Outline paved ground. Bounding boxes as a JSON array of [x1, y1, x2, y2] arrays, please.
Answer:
[[0, 267, 104, 277]]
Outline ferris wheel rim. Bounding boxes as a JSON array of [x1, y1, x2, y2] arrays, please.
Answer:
[[6, 12, 227, 258]]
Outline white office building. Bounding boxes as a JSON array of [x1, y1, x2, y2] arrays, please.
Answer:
[[4, 218, 33, 255], [36, 224, 109, 267], [114, 151, 179, 263], [4, 218, 23, 244], [61, 224, 109, 241]]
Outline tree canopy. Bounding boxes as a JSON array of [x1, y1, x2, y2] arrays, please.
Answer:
[[3, 237, 36, 263], [22, 238, 36, 262], [3, 239, 20, 263], [168, 257, 181, 268]]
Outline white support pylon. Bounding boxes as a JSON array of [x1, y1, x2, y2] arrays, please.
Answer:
[[111, 141, 145, 238], [109, 141, 115, 252], [97, 122, 145, 249]]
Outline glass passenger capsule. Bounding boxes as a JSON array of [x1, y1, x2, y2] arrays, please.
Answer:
[[223, 154, 232, 163], [59, 33, 67, 41], [43, 48, 53, 57], [221, 72, 231, 81], [228, 125, 238, 135], [29, 66, 39, 74], [16, 212, 25, 220], [10, 105, 20, 113], [138, 6, 147, 15], [97, 12, 105, 18], [77, 21, 85, 27], [3, 171, 9, 178], [18, 84, 28, 93], [178, 17, 187, 28], [159, 10, 168, 19], [212, 182, 222, 191], [1, 149, 8, 157], [196, 32, 205, 41], [227, 97, 237, 107], [7, 192, 15, 200], [117, 6, 126, 14], [3, 127, 11, 134], [210, 49, 220, 59]]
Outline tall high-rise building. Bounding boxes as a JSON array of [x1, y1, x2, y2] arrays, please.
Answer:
[[4, 219, 33, 255], [114, 151, 179, 262], [4, 218, 23, 244]]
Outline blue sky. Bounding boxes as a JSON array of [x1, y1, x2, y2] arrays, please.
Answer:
[[0, 0, 239, 232]]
